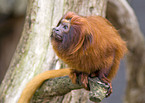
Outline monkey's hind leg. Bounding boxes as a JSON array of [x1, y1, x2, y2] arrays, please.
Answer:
[[99, 69, 113, 97], [91, 68, 113, 97], [69, 70, 77, 84]]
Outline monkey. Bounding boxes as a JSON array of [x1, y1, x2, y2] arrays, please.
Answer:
[[18, 12, 127, 103]]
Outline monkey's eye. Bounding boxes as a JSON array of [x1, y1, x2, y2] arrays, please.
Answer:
[[63, 25, 68, 29]]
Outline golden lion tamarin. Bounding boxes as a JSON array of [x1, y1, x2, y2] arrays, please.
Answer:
[[18, 12, 127, 103]]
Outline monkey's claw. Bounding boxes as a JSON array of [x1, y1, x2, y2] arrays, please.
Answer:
[[69, 72, 77, 84], [98, 77, 112, 97], [80, 73, 89, 89], [105, 83, 112, 97]]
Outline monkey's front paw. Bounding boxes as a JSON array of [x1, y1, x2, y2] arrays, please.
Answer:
[[80, 73, 89, 89], [69, 72, 77, 84], [69, 71, 89, 89]]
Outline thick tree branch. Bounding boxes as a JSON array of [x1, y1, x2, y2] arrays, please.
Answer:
[[32, 76, 109, 103]]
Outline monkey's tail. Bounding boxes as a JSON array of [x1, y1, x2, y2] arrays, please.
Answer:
[[18, 68, 71, 103]]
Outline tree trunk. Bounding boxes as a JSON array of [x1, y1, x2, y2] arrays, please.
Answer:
[[107, 0, 145, 103], [0, 0, 107, 103]]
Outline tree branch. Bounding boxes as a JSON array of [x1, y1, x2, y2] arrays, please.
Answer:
[[32, 76, 110, 103]]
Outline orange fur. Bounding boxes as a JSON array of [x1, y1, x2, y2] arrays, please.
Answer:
[[51, 12, 127, 81]]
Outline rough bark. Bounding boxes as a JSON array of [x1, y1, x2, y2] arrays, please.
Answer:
[[107, 0, 145, 103], [0, 0, 107, 103], [32, 76, 110, 103]]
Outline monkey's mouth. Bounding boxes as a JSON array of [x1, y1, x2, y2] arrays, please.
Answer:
[[52, 33, 63, 41]]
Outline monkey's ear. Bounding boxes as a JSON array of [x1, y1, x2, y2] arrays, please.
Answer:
[[83, 34, 93, 50]]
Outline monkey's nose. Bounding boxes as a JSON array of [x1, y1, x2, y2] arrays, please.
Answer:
[[53, 28, 59, 32]]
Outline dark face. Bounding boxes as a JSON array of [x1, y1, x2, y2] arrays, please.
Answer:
[[52, 19, 71, 41]]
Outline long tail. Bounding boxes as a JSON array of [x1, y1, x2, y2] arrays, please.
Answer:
[[18, 68, 71, 103]]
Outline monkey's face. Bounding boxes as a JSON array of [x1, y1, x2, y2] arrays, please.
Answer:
[[52, 19, 71, 41], [51, 16, 92, 53]]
